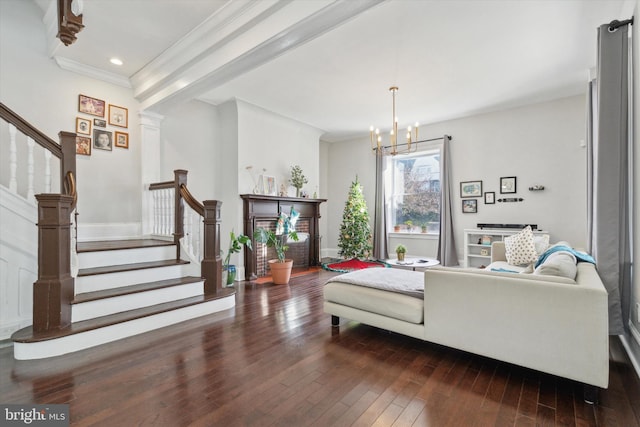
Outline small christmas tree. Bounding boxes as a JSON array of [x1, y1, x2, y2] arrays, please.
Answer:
[[338, 176, 372, 259]]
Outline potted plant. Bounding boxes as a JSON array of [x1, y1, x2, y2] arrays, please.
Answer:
[[421, 223, 428, 233], [404, 220, 413, 232], [289, 165, 308, 198], [393, 224, 402, 232], [395, 244, 407, 261], [253, 227, 299, 285], [222, 230, 252, 286]]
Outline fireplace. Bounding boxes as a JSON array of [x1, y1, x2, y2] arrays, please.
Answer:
[[241, 194, 326, 280]]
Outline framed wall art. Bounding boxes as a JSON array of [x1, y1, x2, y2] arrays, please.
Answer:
[[93, 129, 113, 151], [462, 199, 478, 213], [78, 94, 105, 117], [500, 176, 517, 194], [108, 104, 128, 128], [76, 136, 91, 156], [115, 131, 129, 149], [460, 180, 482, 198], [94, 118, 106, 128], [484, 191, 495, 204], [262, 175, 276, 196], [76, 117, 91, 135]]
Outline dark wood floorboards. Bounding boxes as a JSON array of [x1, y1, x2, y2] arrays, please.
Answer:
[[1, 270, 638, 426]]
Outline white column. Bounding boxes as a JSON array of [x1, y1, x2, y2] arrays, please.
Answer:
[[139, 111, 164, 237]]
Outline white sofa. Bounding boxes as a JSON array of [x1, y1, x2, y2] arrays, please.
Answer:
[[323, 242, 609, 392]]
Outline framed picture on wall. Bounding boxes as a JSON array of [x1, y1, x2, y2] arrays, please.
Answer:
[[108, 104, 128, 128], [500, 176, 517, 194], [114, 131, 129, 149], [76, 117, 91, 135], [462, 199, 478, 213], [94, 118, 107, 128], [78, 94, 105, 117], [460, 180, 482, 198], [93, 129, 113, 151], [76, 136, 91, 156], [484, 192, 495, 204]]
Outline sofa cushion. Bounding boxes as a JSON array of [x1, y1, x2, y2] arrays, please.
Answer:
[[534, 251, 578, 280], [324, 281, 424, 324], [504, 226, 538, 266]]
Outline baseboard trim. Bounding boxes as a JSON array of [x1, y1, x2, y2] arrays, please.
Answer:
[[77, 222, 142, 242]]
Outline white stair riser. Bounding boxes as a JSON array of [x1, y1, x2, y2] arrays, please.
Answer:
[[76, 265, 191, 294], [72, 281, 204, 322], [13, 296, 236, 360], [78, 246, 176, 269]]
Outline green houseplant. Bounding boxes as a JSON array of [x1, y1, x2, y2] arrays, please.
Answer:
[[289, 165, 308, 198], [223, 230, 252, 286], [253, 227, 299, 284], [395, 244, 407, 261]]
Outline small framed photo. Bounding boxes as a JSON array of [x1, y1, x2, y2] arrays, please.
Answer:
[[93, 129, 113, 151], [462, 199, 478, 213], [93, 118, 106, 128], [262, 175, 276, 196], [500, 176, 517, 194], [460, 180, 482, 198], [108, 104, 128, 128], [76, 117, 91, 135], [76, 136, 91, 156], [78, 94, 105, 117], [114, 131, 129, 149], [484, 191, 495, 204]]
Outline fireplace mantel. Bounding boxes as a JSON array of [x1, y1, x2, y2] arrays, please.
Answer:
[[241, 194, 326, 280]]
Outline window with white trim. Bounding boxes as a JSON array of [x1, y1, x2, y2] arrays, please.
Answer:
[[388, 148, 441, 233]]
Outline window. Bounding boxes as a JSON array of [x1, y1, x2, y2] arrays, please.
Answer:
[[388, 148, 441, 233]]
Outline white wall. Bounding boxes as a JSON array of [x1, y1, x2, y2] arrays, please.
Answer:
[[323, 95, 588, 262], [0, 0, 142, 229]]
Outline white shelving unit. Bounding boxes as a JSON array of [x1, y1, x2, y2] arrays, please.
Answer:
[[464, 228, 550, 268]]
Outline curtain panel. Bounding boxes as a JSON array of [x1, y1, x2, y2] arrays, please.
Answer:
[[588, 22, 633, 335]]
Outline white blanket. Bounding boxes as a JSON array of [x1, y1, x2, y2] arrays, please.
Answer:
[[325, 268, 425, 299]]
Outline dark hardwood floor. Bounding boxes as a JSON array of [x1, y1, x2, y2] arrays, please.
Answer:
[[1, 269, 639, 426]]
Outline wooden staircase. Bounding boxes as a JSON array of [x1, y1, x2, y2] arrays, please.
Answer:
[[12, 239, 235, 360]]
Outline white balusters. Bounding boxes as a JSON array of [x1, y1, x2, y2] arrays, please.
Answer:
[[27, 137, 35, 200], [44, 150, 52, 193], [8, 124, 17, 192], [183, 205, 193, 254]]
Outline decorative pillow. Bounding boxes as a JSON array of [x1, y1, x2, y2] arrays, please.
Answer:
[[504, 226, 538, 266], [534, 251, 577, 280], [289, 207, 300, 231], [533, 234, 550, 256]]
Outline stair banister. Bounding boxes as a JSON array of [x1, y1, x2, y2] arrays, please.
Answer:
[[149, 170, 221, 294]]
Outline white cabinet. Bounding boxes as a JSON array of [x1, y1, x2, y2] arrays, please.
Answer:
[[463, 228, 549, 268]]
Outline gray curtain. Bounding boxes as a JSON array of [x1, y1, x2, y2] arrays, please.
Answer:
[[587, 22, 632, 335], [373, 149, 388, 260], [437, 136, 459, 266]]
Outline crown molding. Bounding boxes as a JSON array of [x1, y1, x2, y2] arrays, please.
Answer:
[[54, 57, 132, 88], [42, 0, 62, 58]]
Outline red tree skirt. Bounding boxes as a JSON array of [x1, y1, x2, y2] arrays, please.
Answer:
[[322, 258, 388, 273]]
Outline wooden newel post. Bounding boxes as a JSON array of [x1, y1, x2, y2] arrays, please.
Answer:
[[201, 200, 222, 295], [174, 169, 188, 258], [33, 194, 74, 332]]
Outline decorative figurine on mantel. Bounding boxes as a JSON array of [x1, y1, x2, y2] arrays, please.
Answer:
[[279, 183, 287, 197], [289, 165, 308, 198]]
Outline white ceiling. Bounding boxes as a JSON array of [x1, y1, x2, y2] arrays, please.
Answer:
[[34, 0, 630, 142]]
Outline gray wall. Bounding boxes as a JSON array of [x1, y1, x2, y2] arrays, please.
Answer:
[[322, 95, 588, 261]]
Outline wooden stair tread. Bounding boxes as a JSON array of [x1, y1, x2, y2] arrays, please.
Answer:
[[78, 259, 189, 276], [72, 276, 204, 304], [12, 289, 235, 343], [77, 239, 174, 253]]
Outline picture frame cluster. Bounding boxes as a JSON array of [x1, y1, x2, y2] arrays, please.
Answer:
[[75, 94, 129, 156], [460, 176, 518, 213]]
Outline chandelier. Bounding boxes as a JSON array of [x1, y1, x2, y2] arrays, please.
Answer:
[[370, 86, 419, 155]]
